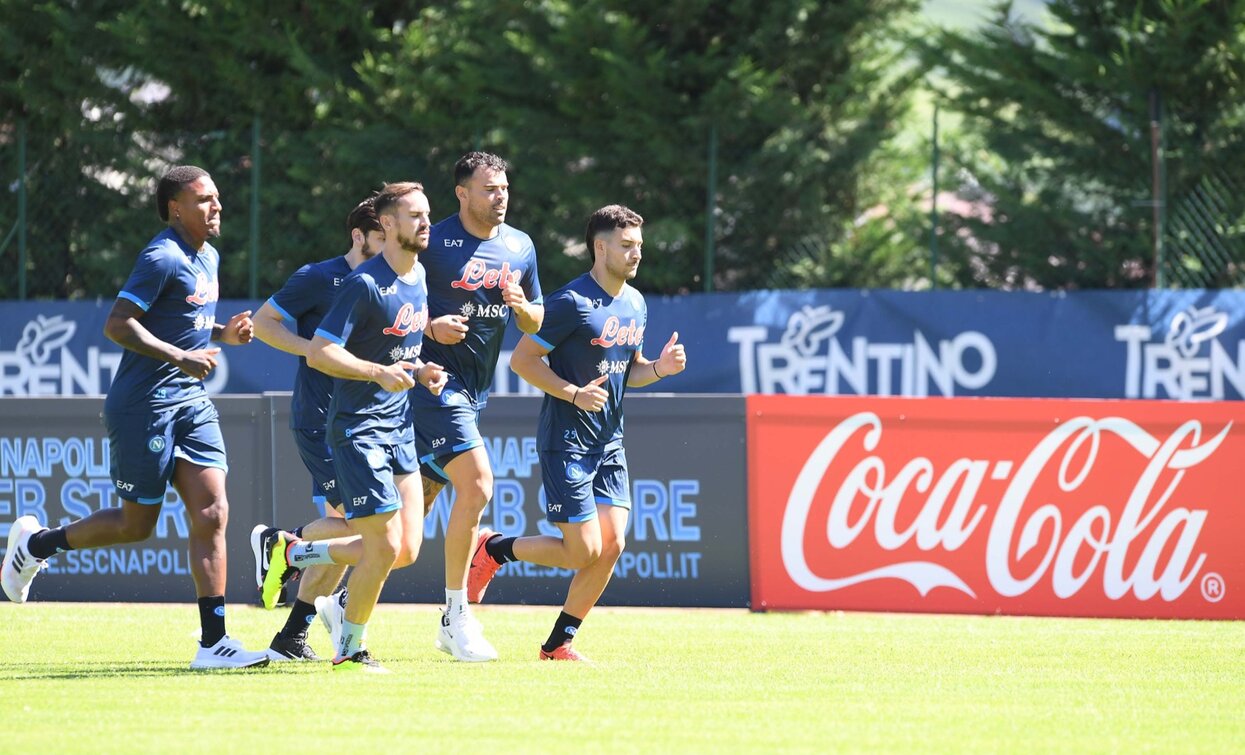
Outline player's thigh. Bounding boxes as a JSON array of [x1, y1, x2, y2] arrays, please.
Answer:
[[104, 408, 177, 505], [555, 517, 604, 564], [540, 451, 602, 525], [593, 445, 631, 555], [413, 399, 484, 486], [444, 445, 493, 500], [293, 428, 342, 510], [332, 436, 404, 521]]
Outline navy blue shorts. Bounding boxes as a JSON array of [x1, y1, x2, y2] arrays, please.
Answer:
[[540, 444, 630, 524], [331, 434, 419, 520], [293, 428, 341, 508], [105, 399, 227, 505], [410, 377, 484, 485]]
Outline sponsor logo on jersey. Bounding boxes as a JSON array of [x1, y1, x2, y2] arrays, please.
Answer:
[[382, 302, 429, 337], [590, 316, 644, 347], [185, 271, 219, 306], [450, 259, 522, 291]]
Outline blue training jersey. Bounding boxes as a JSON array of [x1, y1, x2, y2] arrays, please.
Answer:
[[532, 273, 647, 454], [105, 228, 220, 414], [418, 214, 542, 409], [315, 254, 429, 444], [266, 255, 354, 430]]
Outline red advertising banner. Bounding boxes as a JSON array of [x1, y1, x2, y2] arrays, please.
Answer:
[[747, 396, 1245, 618]]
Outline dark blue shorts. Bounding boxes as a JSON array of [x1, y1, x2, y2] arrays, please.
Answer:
[[410, 378, 484, 485], [105, 399, 227, 505], [331, 434, 419, 520], [293, 428, 341, 508], [540, 444, 630, 524]]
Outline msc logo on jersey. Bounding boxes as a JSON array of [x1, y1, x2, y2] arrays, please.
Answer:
[[147, 436, 166, 453], [185, 271, 219, 306], [597, 359, 629, 375], [590, 316, 644, 347], [388, 344, 422, 362], [565, 461, 586, 482], [382, 302, 429, 337]]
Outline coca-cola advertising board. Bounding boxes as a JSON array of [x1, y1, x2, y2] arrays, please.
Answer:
[[748, 395, 1244, 618]]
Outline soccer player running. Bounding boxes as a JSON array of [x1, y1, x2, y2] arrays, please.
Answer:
[[249, 196, 385, 661], [411, 152, 543, 662], [1, 166, 268, 669], [467, 205, 686, 661], [261, 182, 446, 673]]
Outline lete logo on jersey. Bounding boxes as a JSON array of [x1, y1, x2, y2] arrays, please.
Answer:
[[185, 272, 219, 306], [450, 259, 522, 291], [382, 302, 429, 337], [590, 316, 644, 348]]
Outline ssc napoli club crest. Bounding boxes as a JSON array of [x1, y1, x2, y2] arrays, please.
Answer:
[[565, 461, 586, 482], [147, 436, 166, 453]]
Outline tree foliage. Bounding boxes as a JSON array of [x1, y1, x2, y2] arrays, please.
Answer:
[[921, 0, 1245, 289], [1, 0, 920, 298]]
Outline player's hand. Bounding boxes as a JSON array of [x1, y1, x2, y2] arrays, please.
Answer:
[[417, 361, 448, 396], [572, 374, 609, 412], [376, 361, 417, 392], [177, 348, 221, 380], [220, 310, 254, 345], [655, 331, 686, 377], [428, 314, 468, 345], [501, 279, 528, 309]]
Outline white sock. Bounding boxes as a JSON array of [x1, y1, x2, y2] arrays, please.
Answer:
[[445, 588, 467, 618], [287, 541, 335, 567]]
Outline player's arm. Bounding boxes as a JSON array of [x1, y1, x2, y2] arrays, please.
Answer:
[[627, 331, 686, 388], [510, 334, 608, 412], [253, 300, 311, 356], [103, 297, 220, 379], [306, 335, 416, 392], [501, 278, 544, 334], [212, 310, 253, 345]]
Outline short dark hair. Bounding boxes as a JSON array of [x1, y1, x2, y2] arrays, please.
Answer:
[[454, 152, 509, 186], [346, 195, 382, 240], [373, 181, 426, 219], [156, 165, 209, 222], [585, 204, 644, 251]]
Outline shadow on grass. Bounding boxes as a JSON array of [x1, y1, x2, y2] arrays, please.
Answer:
[[0, 661, 313, 680]]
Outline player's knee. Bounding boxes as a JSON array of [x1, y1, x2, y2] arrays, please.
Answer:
[[568, 540, 603, 570], [189, 500, 228, 534], [458, 478, 493, 515], [118, 513, 158, 542], [601, 532, 626, 564], [394, 534, 422, 568]]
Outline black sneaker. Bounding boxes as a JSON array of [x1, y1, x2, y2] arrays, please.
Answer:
[[332, 649, 390, 674], [266, 632, 320, 662]]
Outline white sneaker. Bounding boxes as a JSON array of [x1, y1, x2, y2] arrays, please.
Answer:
[[435, 607, 498, 662], [2, 516, 49, 603], [314, 589, 347, 653], [190, 635, 270, 669]]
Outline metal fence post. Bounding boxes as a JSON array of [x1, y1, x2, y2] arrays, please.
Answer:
[[18, 119, 28, 300], [249, 114, 261, 300], [703, 123, 717, 293], [929, 104, 939, 289], [1149, 89, 1166, 288]]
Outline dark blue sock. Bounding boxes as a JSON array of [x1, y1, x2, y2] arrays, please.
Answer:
[[542, 611, 583, 653], [198, 596, 227, 647], [26, 528, 71, 560], [484, 535, 517, 564]]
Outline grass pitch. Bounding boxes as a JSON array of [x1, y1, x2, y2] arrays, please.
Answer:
[[0, 603, 1241, 753]]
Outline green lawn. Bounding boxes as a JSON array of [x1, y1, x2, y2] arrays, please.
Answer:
[[1, 603, 1241, 753]]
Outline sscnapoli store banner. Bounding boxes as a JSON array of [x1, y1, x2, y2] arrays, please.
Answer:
[[2, 289, 1244, 400]]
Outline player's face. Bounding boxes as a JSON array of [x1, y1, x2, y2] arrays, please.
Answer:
[[171, 176, 222, 241], [600, 225, 643, 281], [362, 229, 385, 257], [460, 167, 508, 229], [392, 191, 432, 254]]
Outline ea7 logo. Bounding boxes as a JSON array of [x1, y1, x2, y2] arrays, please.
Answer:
[[444, 239, 464, 247], [352, 496, 368, 507], [431, 438, 446, 448], [115, 481, 135, 492]]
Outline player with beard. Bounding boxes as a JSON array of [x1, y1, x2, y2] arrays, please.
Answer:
[[254, 182, 447, 672], [250, 196, 386, 661]]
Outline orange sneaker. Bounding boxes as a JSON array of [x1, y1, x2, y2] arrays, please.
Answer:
[[539, 642, 592, 663], [466, 528, 503, 603]]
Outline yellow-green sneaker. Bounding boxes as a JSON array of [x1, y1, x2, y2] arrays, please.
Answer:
[[332, 650, 390, 674], [250, 524, 296, 609]]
